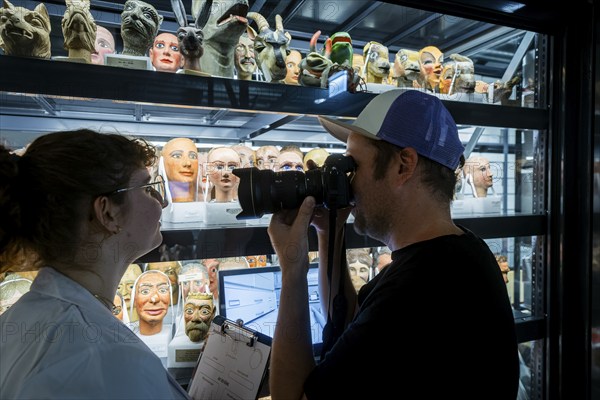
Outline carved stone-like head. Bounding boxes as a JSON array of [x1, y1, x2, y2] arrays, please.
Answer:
[[0, 0, 51, 59], [62, 0, 96, 61], [120, 0, 163, 56]]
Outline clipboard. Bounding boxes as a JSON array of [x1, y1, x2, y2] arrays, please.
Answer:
[[187, 315, 272, 400]]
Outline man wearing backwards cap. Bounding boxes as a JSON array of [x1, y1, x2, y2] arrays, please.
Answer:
[[267, 90, 519, 399]]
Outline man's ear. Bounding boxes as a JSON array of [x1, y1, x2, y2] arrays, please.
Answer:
[[397, 147, 419, 183], [92, 196, 121, 234]]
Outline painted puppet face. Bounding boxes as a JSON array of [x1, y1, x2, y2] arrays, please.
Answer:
[[150, 32, 183, 72], [284, 50, 302, 85], [419, 46, 444, 90]]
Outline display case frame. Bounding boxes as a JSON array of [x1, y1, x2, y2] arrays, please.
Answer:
[[2, 1, 593, 399]]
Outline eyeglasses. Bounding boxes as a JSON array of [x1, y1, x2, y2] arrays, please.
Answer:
[[207, 162, 239, 173], [105, 176, 168, 209]]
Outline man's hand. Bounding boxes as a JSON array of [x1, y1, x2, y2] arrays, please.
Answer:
[[268, 196, 316, 270], [310, 205, 353, 235]]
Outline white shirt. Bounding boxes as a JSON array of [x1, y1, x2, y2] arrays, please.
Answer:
[[0, 267, 190, 400]]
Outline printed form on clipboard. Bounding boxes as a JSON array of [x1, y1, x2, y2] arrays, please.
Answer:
[[188, 315, 272, 400]]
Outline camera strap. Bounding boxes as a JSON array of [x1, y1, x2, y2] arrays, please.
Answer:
[[320, 208, 347, 360]]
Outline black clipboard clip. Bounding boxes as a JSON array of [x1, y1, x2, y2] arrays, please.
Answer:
[[188, 315, 272, 400], [221, 318, 259, 347]]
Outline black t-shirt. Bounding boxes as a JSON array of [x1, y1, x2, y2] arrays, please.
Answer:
[[304, 227, 519, 399]]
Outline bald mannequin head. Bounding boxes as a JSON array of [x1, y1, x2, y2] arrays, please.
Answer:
[[275, 146, 304, 172], [91, 26, 115, 65], [255, 145, 280, 170], [303, 148, 330, 171], [207, 147, 241, 202], [463, 156, 493, 198], [133, 270, 171, 335], [162, 138, 199, 202]]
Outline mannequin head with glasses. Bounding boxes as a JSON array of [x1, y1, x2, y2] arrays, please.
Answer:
[[207, 146, 241, 202], [234, 33, 257, 81], [147, 261, 181, 305], [255, 145, 280, 170], [0, 129, 165, 320], [231, 144, 255, 168]]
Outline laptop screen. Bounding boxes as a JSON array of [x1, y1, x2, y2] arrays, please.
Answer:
[[218, 264, 324, 356]]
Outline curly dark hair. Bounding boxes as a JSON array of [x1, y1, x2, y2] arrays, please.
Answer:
[[0, 129, 157, 273]]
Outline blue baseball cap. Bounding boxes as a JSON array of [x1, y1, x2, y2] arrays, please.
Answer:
[[318, 89, 464, 170]]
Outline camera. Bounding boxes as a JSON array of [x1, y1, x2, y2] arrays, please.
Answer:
[[232, 154, 356, 219]]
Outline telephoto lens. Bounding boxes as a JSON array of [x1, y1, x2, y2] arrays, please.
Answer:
[[232, 167, 323, 219], [232, 154, 356, 219]]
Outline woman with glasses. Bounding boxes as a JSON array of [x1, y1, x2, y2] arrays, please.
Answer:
[[0, 129, 189, 399]]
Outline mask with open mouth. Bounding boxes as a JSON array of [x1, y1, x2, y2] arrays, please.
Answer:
[[194, 0, 250, 77], [0, 0, 51, 59]]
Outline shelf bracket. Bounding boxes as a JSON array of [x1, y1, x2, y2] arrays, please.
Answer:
[[237, 114, 304, 140], [32, 96, 56, 116], [134, 104, 143, 122], [463, 127, 486, 159], [206, 109, 229, 125]]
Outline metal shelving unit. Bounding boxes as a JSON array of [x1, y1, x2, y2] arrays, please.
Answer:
[[5, 1, 592, 398]]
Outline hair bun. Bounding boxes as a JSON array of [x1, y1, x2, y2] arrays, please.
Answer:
[[0, 147, 24, 259], [0, 148, 21, 179]]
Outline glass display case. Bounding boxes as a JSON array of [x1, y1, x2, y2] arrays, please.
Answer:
[[1, 0, 581, 398]]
